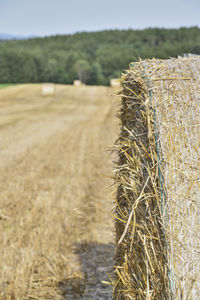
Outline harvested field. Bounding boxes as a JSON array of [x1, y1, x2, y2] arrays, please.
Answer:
[[0, 84, 118, 299], [114, 57, 200, 299]]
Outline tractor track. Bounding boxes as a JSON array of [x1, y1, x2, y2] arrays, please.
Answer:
[[0, 84, 118, 299]]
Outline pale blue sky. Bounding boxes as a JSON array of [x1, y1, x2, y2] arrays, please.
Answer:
[[0, 0, 200, 37]]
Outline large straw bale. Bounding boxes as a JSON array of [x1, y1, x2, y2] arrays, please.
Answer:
[[114, 57, 200, 299]]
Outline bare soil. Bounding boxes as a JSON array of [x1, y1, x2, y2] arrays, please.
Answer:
[[0, 84, 118, 299]]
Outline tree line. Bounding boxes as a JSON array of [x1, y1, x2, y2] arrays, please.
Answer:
[[0, 27, 200, 85]]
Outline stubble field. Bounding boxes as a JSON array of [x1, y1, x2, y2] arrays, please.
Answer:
[[0, 84, 119, 299]]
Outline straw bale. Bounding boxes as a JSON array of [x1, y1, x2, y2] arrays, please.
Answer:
[[114, 57, 200, 299], [73, 80, 84, 86], [41, 83, 55, 96], [110, 78, 121, 87]]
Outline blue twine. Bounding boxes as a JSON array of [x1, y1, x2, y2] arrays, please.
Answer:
[[142, 64, 173, 299], [142, 64, 165, 213], [147, 83, 165, 214]]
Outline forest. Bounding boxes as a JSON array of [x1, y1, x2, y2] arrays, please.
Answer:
[[0, 27, 200, 85]]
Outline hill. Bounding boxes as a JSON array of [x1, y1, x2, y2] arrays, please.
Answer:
[[0, 33, 27, 40], [0, 27, 200, 85]]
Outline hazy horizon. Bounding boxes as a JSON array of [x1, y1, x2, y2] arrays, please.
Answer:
[[2, 26, 200, 39], [0, 0, 200, 37]]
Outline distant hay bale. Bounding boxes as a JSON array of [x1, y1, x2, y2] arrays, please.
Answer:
[[41, 83, 55, 96], [182, 53, 200, 57], [114, 57, 200, 299], [73, 80, 84, 86], [110, 78, 121, 87]]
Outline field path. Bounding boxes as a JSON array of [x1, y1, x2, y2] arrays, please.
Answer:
[[0, 84, 118, 299]]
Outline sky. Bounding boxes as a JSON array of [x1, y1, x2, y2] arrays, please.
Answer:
[[0, 0, 200, 37]]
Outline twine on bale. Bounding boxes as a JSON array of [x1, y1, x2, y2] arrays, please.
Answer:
[[142, 63, 166, 214], [142, 62, 174, 299]]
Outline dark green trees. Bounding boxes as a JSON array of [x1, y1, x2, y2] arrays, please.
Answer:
[[0, 27, 200, 85]]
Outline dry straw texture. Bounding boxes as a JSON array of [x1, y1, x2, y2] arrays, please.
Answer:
[[114, 57, 200, 299], [0, 85, 115, 299]]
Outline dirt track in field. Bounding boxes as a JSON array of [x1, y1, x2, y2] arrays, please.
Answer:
[[0, 84, 119, 299]]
